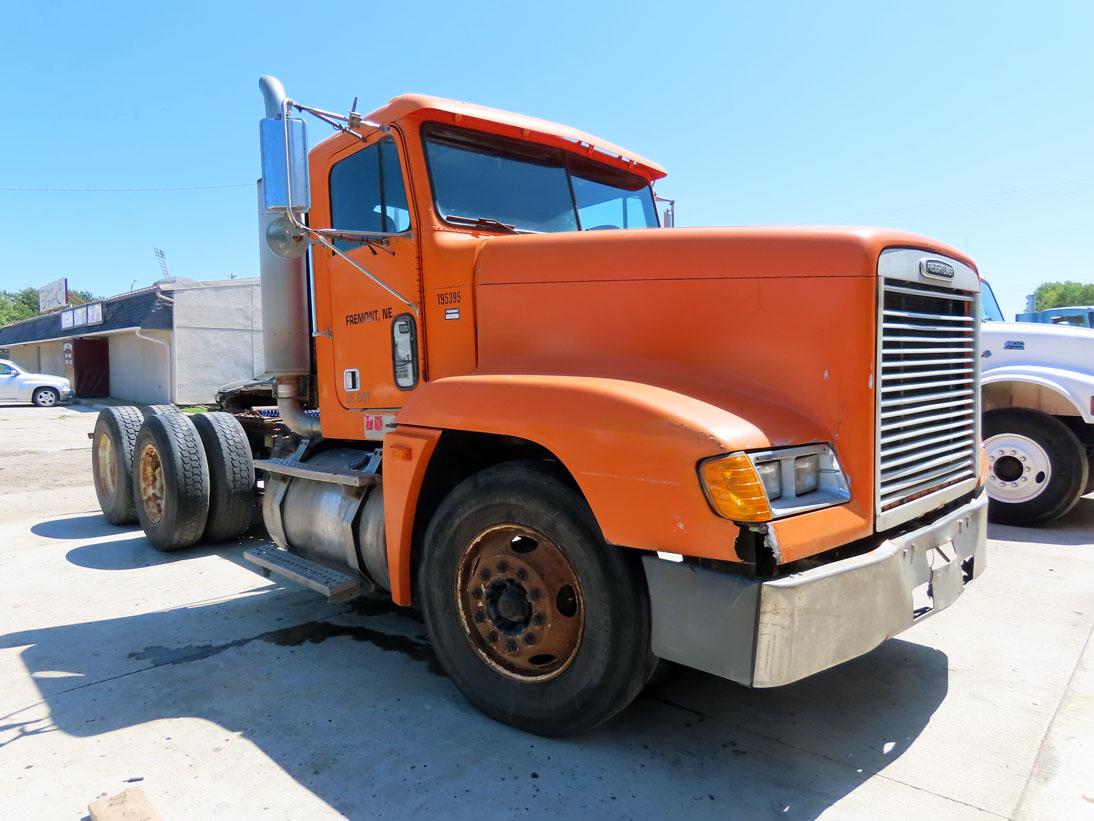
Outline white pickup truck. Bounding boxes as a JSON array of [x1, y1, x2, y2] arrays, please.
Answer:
[[980, 281, 1094, 524]]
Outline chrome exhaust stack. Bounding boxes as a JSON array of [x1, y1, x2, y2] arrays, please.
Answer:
[[257, 75, 320, 438]]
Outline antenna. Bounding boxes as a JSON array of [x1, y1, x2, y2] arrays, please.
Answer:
[[348, 96, 361, 128], [154, 247, 170, 279]]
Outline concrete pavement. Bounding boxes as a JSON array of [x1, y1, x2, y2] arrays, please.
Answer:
[[0, 405, 1091, 819]]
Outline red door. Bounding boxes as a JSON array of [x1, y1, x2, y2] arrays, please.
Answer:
[[73, 338, 110, 398]]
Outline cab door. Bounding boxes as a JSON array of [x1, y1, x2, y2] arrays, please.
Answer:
[[323, 135, 422, 412]]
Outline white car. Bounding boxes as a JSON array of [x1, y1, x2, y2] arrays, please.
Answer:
[[980, 282, 1094, 525], [0, 359, 74, 407]]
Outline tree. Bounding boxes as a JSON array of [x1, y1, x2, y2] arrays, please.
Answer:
[[68, 289, 94, 305], [0, 288, 41, 326], [1032, 281, 1094, 311]]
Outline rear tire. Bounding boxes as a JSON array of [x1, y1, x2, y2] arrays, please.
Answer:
[[132, 413, 210, 551], [984, 409, 1088, 526], [140, 404, 179, 418], [191, 412, 256, 542], [92, 406, 144, 524], [32, 387, 59, 408], [420, 462, 656, 737]]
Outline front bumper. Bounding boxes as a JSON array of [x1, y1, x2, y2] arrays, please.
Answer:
[[59, 388, 75, 402], [643, 490, 987, 687]]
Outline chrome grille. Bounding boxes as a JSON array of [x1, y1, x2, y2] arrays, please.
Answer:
[[877, 278, 978, 520]]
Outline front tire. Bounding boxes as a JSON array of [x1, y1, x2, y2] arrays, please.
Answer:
[[984, 409, 1088, 526], [32, 387, 59, 407], [420, 462, 656, 736]]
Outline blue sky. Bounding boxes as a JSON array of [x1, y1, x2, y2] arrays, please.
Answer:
[[1, 1, 1090, 318]]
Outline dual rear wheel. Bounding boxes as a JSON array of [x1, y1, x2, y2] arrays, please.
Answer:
[[92, 406, 255, 549]]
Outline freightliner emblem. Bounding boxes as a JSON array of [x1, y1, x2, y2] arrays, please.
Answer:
[[920, 258, 956, 281]]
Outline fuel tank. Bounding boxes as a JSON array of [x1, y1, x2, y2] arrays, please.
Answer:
[[262, 448, 390, 589]]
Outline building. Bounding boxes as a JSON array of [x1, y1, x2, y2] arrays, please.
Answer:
[[0, 278, 264, 405]]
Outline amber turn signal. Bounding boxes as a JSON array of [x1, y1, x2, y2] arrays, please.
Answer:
[[699, 454, 774, 522], [977, 443, 989, 488]]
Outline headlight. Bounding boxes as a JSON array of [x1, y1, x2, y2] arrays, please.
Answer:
[[699, 444, 850, 523], [755, 460, 782, 500], [794, 454, 820, 495]]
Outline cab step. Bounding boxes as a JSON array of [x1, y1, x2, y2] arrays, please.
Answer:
[[243, 544, 361, 602]]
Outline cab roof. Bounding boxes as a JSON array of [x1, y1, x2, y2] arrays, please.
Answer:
[[360, 93, 667, 182]]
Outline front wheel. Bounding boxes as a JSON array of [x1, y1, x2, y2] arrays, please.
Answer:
[[32, 387, 59, 407], [420, 462, 656, 737], [984, 408, 1088, 526]]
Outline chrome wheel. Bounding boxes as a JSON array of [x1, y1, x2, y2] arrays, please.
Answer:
[[138, 444, 166, 523], [984, 433, 1052, 504], [456, 524, 584, 682], [34, 388, 57, 407]]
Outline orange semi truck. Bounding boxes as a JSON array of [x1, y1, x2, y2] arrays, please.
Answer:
[[90, 76, 988, 736]]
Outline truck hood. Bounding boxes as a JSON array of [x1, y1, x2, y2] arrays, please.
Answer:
[[470, 224, 978, 534], [475, 225, 976, 286], [472, 226, 976, 445], [981, 321, 1094, 375]]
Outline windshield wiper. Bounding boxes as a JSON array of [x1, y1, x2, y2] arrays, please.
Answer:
[[443, 214, 519, 234]]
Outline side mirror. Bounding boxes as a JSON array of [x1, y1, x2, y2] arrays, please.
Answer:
[[260, 116, 310, 214]]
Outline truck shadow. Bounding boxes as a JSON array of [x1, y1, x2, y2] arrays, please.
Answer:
[[0, 584, 948, 818], [32, 514, 143, 541], [63, 532, 269, 571]]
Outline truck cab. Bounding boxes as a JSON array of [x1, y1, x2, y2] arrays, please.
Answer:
[[299, 94, 668, 434], [91, 77, 990, 736]]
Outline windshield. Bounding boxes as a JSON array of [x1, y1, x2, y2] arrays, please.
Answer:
[[980, 280, 1005, 322], [423, 124, 658, 233]]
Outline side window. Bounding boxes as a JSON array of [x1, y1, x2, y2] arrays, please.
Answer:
[[329, 137, 411, 249], [0, 364, 12, 375]]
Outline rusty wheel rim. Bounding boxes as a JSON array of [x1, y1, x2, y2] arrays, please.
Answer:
[[96, 431, 116, 499], [138, 444, 166, 524], [456, 524, 584, 681]]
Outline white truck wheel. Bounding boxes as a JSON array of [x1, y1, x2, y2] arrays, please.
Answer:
[[983, 408, 1088, 526]]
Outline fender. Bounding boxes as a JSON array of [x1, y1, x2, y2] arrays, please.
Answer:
[[383, 373, 866, 604], [382, 425, 441, 605], [982, 366, 1094, 424]]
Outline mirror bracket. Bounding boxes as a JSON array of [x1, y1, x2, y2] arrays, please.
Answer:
[[259, 82, 418, 314]]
